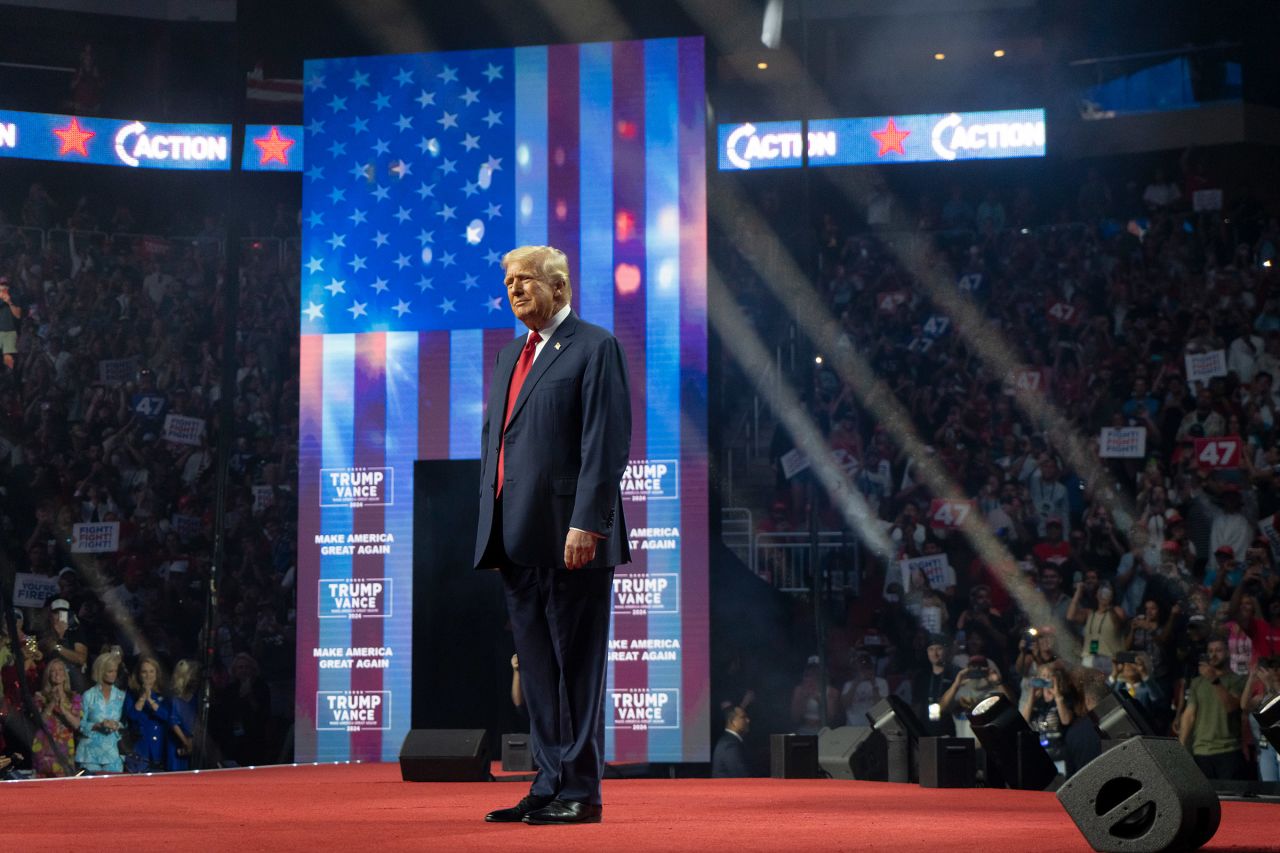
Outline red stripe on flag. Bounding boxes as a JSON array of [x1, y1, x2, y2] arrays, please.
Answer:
[[610, 39, 648, 762], [294, 334, 325, 760], [351, 332, 387, 760], [418, 331, 450, 459], [547, 44, 581, 315]]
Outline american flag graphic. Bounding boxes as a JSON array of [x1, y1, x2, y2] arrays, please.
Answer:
[[300, 49, 516, 333]]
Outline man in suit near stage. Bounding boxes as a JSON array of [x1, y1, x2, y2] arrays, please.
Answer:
[[711, 705, 753, 778], [476, 245, 631, 826]]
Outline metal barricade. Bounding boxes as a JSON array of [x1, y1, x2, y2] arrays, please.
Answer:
[[720, 507, 754, 575], [755, 530, 861, 594]]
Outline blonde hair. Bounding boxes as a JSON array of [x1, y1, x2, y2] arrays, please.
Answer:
[[129, 655, 167, 694], [501, 245, 571, 300], [90, 651, 122, 685], [39, 657, 70, 705], [171, 659, 200, 701]]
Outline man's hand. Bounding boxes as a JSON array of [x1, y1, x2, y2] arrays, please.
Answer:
[[564, 528, 598, 570]]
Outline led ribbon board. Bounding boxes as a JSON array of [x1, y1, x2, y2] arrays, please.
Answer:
[[718, 108, 1046, 170], [296, 38, 709, 764], [0, 108, 231, 170]]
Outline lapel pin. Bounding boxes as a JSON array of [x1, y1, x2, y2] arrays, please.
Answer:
[[554, 342, 561, 350]]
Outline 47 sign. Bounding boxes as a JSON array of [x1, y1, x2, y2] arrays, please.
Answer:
[[1194, 436, 1243, 469], [929, 498, 975, 529]]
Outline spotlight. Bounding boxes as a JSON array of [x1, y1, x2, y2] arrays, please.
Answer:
[[1090, 690, 1156, 743], [866, 696, 926, 783], [1256, 694, 1280, 751], [814, 355, 823, 364], [757, 61, 769, 71], [993, 49, 1006, 58], [761, 0, 783, 49], [1264, 259, 1273, 268], [934, 52, 946, 61], [969, 695, 1058, 790]]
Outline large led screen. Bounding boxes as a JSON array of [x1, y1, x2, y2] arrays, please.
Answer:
[[296, 38, 709, 764]]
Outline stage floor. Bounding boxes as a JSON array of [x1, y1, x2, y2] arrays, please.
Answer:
[[7, 762, 1279, 851]]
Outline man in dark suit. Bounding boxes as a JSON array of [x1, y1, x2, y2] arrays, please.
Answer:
[[475, 245, 630, 826], [711, 705, 753, 778]]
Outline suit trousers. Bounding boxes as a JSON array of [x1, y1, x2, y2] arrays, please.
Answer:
[[501, 560, 614, 805]]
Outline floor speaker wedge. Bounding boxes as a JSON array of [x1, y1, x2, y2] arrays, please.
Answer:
[[399, 729, 490, 782]]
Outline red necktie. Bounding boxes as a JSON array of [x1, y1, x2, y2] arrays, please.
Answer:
[[496, 331, 541, 497]]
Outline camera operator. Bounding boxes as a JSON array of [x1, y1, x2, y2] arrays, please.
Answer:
[[939, 654, 1014, 740]]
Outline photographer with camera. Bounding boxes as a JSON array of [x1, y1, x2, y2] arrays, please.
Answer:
[[939, 654, 1014, 740], [1020, 662, 1071, 774], [1241, 656, 1280, 782]]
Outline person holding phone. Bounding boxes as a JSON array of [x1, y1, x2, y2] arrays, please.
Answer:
[[1179, 638, 1247, 780], [1020, 663, 1071, 774], [939, 655, 1014, 740], [1069, 579, 1127, 672]]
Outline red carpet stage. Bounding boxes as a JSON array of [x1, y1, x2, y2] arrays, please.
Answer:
[[7, 763, 1279, 851]]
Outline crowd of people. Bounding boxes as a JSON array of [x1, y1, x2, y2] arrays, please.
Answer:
[[0, 180, 300, 777], [726, 158, 1280, 782]]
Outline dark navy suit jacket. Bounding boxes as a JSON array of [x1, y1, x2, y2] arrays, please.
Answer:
[[473, 310, 631, 570]]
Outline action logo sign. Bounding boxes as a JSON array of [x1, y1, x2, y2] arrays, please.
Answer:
[[621, 459, 678, 501], [319, 579, 392, 620], [613, 572, 679, 616], [320, 466, 393, 508], [1193, 436, 1242, 469], [608, 688, 680, 730], [316, 691, 391, 732]]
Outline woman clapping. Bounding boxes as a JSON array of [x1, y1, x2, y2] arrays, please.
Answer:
[[124, 656, 170, 773], [31, 658, 82, 777]]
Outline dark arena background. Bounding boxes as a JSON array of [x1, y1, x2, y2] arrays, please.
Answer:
[[2, 1, 1280, 850]]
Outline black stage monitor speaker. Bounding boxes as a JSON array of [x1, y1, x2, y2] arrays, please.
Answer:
[[770, 733, 819, 779], [918, 737, 975, 789], [399, 729, 490, 782], [817, 727, 888, 781], [1056, 737, 1220, 853], [502, 732, 535, 772]]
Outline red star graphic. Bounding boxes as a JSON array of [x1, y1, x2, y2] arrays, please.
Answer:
[[870, 117, 910, 157], [253, 126, 295, 166], [53, 117, 95, 157]]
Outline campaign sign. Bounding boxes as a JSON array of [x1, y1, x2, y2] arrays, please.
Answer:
[[171, 513, 202, 539], [621, 459, 678, 501], [162, 414, 205, 446], [98, 357, 137, 385], [1185, 350, 1228, 390], [1012, 368, 1044, 393], [900, 553, 954, 591], [608, 688, 680, 730], [1100, 427, 1147, 459], [613, 572, 679, 616], [319, 466, 393, 508], [780, 448, 809, 481], [877, 290, 909, 313], [132, 393, 167, 420], [1047, 301, 1081, 325], [1259, 514, 1280, 563], [924, 315, 950, 337], [71, 522, 119, 553], [12, 572, 61, 607], [958, 272, 984, 292], [319, 578, 392, 620], [316, 690, 391, 732], [928, 498, 974, 529], [1194, 436, 1242, 469]]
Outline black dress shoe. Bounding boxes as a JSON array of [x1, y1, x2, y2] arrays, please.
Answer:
[[523, 799, 603, 825], [484, 794, 553, 823]]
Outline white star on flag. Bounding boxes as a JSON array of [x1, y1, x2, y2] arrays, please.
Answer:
[[304, 301, 325, 321], [482, 63, 503, 82], [438, 297, 456, 313], [325, 278, 346, 296], [348, 300, 368, 318], [306, 257, 324, 274], [372, 277, 390, 294], [460, 88, 480, 106], [392, 299, 412, 317]]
